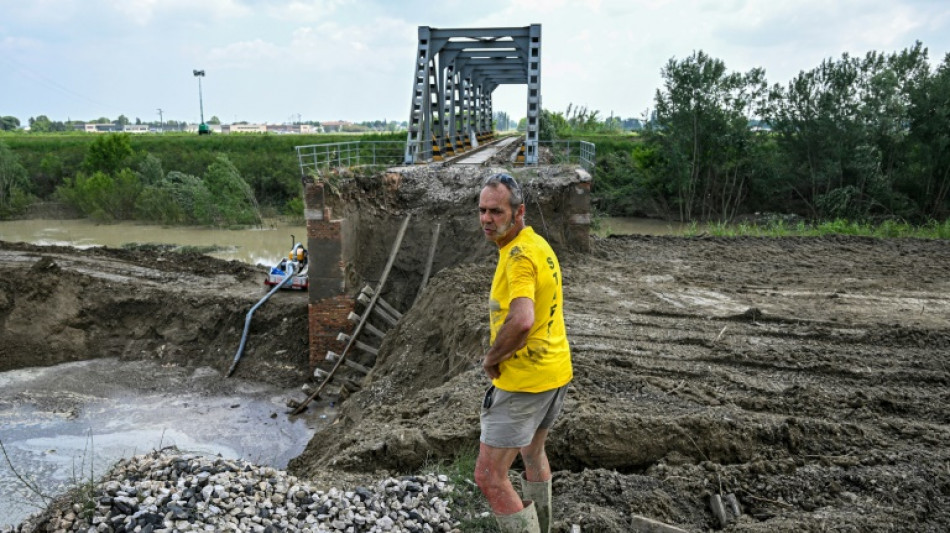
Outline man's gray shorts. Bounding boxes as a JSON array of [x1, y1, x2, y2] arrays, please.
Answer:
[[480, 384, 569, 448]]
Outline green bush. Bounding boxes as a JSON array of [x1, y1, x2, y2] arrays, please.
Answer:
[[0, 141, 33, 218], [56, 169, 142, 221], [282, 194, 305, 222]]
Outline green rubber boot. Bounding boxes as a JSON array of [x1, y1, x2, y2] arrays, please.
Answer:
[[495, 500, 541, 533], [521, 476, 552, 533]]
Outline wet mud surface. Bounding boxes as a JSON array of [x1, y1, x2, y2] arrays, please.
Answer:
[[0, 359, 329, 526], [291, 234, 950, 532], [3, 236, 950, 531], [0, 241, 329, 527]]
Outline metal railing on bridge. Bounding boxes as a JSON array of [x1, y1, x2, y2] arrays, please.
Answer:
[[295, 139, 595, 176], [539, 140, 596, 173], [295, 141, 407, 177]]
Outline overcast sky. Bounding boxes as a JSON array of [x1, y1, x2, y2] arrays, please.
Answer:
[[2, 0, 949, 126]]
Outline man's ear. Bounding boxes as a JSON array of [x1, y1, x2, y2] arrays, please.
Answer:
[[515, 203, 526, 222]]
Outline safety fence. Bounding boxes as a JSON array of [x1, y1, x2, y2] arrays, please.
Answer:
[[538, 140, 597, 173], [295, 139, 595, 176], [295, 141, 406, 177]]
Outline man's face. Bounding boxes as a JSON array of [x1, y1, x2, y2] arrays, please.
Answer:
[[479, 185, 522, 246]]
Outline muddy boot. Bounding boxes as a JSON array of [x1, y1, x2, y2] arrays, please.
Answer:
[[495, 500, 540, 533], [521, 476, 552, 533]]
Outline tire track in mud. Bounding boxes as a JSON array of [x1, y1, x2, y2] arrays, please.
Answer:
[[541, 236, 950, 530]]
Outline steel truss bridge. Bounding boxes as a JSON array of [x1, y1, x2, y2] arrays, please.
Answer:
[[403, 25, 542, 165]]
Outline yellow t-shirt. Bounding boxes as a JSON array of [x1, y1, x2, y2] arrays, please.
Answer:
[[489, 227, 572, 392]]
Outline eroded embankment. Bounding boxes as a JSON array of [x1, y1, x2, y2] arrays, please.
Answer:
[[4, 236, 950, 532], [289, 235, 950, 532], [0, 241, 310, 385]]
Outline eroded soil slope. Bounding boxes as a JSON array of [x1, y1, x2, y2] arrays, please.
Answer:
[[4, 236, 950, 532], [290, 235, 950, 532], [0, 241, 310, 386]]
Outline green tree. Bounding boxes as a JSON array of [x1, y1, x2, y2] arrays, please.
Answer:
[[1, 116, 21, 131], [36, 154, 65, 198], [82, 133, 134, 175], [208, 116, 221, 125], [540, 109, 568, 140], [137, 153, 165, 186], [116, 115, 130, 126], [202, 155, 261, 225], [29, 115, 54, 133], [647, 51, 769, 221], [765, 43, 933, 220], [905, 51, 950, 219], [135, 171, 209, 224], [0, 141, 33, 218], [56, 168, 142, 221]]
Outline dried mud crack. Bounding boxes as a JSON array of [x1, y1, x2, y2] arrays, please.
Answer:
[[3, 235, 950, 531]]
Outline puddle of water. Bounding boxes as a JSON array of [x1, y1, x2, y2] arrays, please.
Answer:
[[596, 217, 688, 236], [0, 219, 306, 266], [0, 358, 331, 527]]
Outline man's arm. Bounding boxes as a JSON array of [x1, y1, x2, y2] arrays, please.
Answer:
[[483, 297, 534, 379]]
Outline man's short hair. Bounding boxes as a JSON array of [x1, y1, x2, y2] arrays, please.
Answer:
[[483, 173, 524, 208]]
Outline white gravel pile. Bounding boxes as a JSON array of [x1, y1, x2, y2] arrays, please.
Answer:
[[5, 450, 459, 533]]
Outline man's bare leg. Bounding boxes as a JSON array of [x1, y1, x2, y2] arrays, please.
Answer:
[[520, 428, 551, 482], [475, 442, 523, 513]]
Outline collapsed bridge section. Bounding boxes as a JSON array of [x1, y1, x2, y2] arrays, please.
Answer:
[[301, 165, 591, 372], [405, 25, 542, 165]]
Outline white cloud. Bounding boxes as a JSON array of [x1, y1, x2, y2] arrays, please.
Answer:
[[2, 0, 949, 123], [105, 0, 251, 26], [264, 0, 351, 23], [207, 38, 282, 68]]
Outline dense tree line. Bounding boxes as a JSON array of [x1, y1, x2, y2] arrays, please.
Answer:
[[555, 42, 950, 223], [0, 132, 402, 223], [47, 134, 263, 225]]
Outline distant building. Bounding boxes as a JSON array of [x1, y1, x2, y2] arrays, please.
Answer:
[[265, 124, 316, 134], [320, 120, 350, 132], [82, 123, 121, 133], [75, 121, 321, 134], [221, 124, 267, 134]]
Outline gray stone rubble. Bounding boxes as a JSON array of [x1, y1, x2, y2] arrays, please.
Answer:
[[4, 450, 458, 533]]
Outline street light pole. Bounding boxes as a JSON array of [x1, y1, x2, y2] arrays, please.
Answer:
[[193, 69, 209, 135]]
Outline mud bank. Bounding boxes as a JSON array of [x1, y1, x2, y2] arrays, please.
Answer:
[[3, 235, 950, 531], [290, 234, 950, 531], [0, 241, 310, 384]]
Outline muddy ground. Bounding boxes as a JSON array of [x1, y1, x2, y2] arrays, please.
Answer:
[[2, 235, 950, 531]]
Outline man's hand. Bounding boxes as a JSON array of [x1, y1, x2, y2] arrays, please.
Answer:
[[482, 359, 501, 380]]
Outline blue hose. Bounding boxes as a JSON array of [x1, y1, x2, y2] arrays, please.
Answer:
[[226, 263, 295, 377]]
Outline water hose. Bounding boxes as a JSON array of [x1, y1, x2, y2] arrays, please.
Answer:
[[225, 263, 295, 377]]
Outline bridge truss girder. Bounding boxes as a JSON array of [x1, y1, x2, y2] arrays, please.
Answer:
[[404, 24, 542, 165]]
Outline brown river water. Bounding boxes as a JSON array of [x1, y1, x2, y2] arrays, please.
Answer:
[[0, 219, 308, 266]]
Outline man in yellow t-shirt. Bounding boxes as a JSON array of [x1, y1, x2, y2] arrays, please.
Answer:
[[474, 173, 572, 533]]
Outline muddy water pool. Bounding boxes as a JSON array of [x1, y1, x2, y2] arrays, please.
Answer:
[[0, 359, 331, 527], [594, 216, 688, 236]]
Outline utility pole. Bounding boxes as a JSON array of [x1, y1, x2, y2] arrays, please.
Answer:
[[193, 69, 209, 135], [157, 108, 163, 133]]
